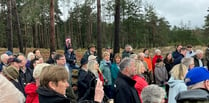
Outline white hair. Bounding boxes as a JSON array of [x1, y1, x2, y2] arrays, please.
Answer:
[[181, 57, 194, 68], [0, 54, 8, 61], [187, 81, 205, 90], [141, 84, 166, 103], [27, 52, 35, 61], [195, 49, 203, 55], [119, 58, 135, 71], [0, 74, 25, 103], [33, 63, 50, 79], [155, 49, 161, 54]]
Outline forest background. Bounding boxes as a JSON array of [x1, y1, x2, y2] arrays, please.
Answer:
[[0, 0, 209, 60]]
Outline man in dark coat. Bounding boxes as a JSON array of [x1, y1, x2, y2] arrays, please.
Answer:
[[193, 49, 205, 67], [173, 48, 187, 65], [114, 58, 141, 103]]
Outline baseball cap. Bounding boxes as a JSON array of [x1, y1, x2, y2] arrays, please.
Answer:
[[80, 58, 88, 68], [7, 58, 22, 65], [88, 55, 97, 61], [185, 67, 209, 86], [6, 51, 13, 56]]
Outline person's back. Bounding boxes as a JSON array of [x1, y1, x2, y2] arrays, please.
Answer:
[[176, 88, 209, 103]]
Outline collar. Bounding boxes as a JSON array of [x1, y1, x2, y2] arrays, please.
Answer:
[[118, 72, 136, 86]]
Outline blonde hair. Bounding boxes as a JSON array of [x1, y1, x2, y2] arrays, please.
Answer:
[[102, 51, 110, 58], [87, 60, 98, 76], [33, 63, 50, 79], [170, 64, 187, 80], [135, 60, 144, 75]]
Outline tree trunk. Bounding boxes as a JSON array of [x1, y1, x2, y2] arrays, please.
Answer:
[[114, 0, 120, 54], [6, 0, 13, 52], [97, 0, 102, 61], [12, 0, 23, 53], [50, 0, 56, 53]]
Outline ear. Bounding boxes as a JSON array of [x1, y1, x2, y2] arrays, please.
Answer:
[[204, 80, 209, 90], [48, 81, 56, 90]]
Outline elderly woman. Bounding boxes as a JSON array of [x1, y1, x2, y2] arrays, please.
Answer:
[[152, 49, 163, 70], [132, 60, 148, 103], [168, 64, 188, 103], [141, 84, 166, 103], [24, 63, 50, 103], [111, 53, 121, 83], [37, 65, 104, 103]]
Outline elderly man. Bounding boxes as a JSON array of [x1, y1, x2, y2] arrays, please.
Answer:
[[114, 58, 140, 103], [181, 57, 195, 70], [122, 44, 133, 58], [176, 67, 209, 102], [0, 53, 9, 72], [193, 49, 205, 67]]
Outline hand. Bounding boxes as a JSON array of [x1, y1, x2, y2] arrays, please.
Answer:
[[94, 79, 104, 103]]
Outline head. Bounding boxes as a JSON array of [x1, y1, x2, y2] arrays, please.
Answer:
[[130, 54, 138, 60], [141, 84, 166, 103], [114, 53, 121, 64], [165, 53, 172, 61], [170, 64, 188, 80], [1, 53, 9, 64], [187, 45, 193, 51], [5, 51, 13, 58], [138, 52, 145, 61], [39, 65, 69, 95], [88, 55, 97, 61], [180, 48, 187, 56], [155, 49, 161, 56], [156, 58, 163, 65], [33, 49, 41, 58], [135, 60, 146, 75], [181, 57, 194, 69], [38, 57, 44, 64], [50, 51, 56, 59], [7, 57, 22, 70], [67, 47, 74, 52], [185, 67, 209, 90], [87, 60, 99, 76], [119, 58, 136, 78], [80, 58, 88, 70], [33, 63, 50, 86], [88, 44, 96, 53], [54, 54, 66, 66], [30, 58, 40, 69], [125, 44, 132, 52], [105, 46, 112, 53], [27, 52, 35, 61], [143, 48, 149, 55], [195, 49, 203, 59], [102, 51, 110, 61], [2, 66, 19, 81], [17, 54, 27, 68], [176, 44, 182, 52]]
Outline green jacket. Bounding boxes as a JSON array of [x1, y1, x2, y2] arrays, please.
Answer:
[[100, 60, 112, 85]]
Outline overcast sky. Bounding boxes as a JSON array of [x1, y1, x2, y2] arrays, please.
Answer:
[[145, 0, 209, 28], [59, 0, 209, 28]]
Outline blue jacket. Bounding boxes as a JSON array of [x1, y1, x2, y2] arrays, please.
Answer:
[[111, 63, 120, 84], [100, 60, 112, 85], [168, 77, 187, 103]]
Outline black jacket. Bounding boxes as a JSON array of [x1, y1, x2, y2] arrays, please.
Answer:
[[193, 55, 205, 67], [173, 54, 184, 65], [114, 72, 140, 103], [19, 67, 34, 87], [37, 87, 70, 103], [176, 88, 209, 103], [78, 69, 95, 100]]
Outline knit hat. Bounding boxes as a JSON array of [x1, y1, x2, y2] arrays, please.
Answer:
[[80, 58, 88, 68], [2, 66, 19, 81], [5, 51, 13, 56], [185, 67, 209, 86]]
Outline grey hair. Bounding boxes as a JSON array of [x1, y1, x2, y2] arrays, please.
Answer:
[[119, 57, 135, 71], [187, 81, 204, 90], [0, 54, 7, 61], [130, 54, 138, 59], [141, 84, 166, 103], [27, 52, 35, 61], [195, 49, 203, 55], [181, 57, 194, 68], [155, 49, 161, 54]]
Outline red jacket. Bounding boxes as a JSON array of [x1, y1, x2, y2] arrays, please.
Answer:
[[152, 55, 163, 71], [132, 75, 148, 103], [25, 82, 39, 103]]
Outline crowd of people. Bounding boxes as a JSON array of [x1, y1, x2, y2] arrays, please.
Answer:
[[0, 41, 209, 103]]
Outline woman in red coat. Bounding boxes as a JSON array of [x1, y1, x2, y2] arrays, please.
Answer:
[[25, 63, 49, 103], [132, 60, 148, 103], [152, 49, 163, 71]]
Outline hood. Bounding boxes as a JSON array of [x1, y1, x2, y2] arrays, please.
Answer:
[[168, 77, 185, 88], [25, 82, 37, 96]]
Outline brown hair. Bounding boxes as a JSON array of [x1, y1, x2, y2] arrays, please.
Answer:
[[39, 65, 69, 88]]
